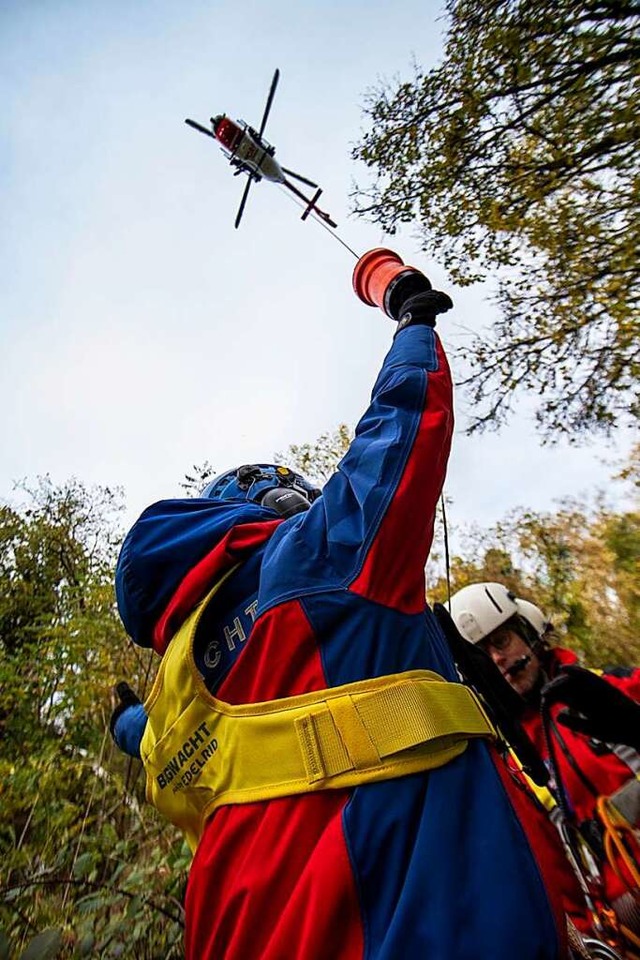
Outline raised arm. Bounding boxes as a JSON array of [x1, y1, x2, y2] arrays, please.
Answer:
[[262, 255, 454, 615], [321, 322, 453, 613]]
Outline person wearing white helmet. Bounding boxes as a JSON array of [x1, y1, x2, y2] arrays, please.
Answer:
[[448, 582, 551, 697], [449, 581, 640, 953]]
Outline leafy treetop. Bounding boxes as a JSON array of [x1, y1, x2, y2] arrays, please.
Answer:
[[353, 0, 639, 438]]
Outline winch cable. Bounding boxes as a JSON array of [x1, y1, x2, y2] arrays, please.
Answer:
[[279, 186, 454, 609], [262, 199, 453, 610], [441, 494, 452, 608]]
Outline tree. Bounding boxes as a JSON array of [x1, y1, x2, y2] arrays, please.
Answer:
[[275, 424, 353, 484], [353, 0, 640, 437], [428, 490, 640, 667], [188, 430, 638, 667], [181, 460, 217, 496], [0, 478, 186, 958], [181, 429, 356, 497], [0, 477, 124, 751]]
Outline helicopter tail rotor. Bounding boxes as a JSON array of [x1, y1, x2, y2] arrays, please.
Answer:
[[280, 178, 337, 228], [301, 188, 337, 228]]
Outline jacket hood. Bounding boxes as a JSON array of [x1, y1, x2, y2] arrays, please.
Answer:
[[115, 498, 282, 653]]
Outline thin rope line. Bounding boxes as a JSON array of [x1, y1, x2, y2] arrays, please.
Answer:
[[441, 494, 452, 607], [311, 211, 360, 259]]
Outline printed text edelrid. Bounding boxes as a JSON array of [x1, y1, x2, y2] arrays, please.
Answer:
[[156, 721, 219, 792]]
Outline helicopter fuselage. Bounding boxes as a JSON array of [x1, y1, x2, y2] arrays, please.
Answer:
[[213, 116, 284, 183]]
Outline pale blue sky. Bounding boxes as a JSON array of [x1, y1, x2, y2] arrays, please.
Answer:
[[1, 1, 633, 541]]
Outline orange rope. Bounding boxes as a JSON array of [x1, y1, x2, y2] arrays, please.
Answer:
[[596, 795, 640, 891], [620, 921, 640, 951]]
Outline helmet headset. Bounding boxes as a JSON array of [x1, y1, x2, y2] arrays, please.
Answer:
[[516, 598, 552, 641], [448, 582, 551, 657], [200, 464, 321, 519]]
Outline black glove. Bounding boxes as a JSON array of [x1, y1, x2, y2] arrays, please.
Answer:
[[395, 290, 454, 333], [541, 664, 640, 750], [109, 681, 142, 739], [382, 267, 453, 331]]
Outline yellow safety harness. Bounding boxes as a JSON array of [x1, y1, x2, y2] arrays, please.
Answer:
[[141, 571, 496, 851]]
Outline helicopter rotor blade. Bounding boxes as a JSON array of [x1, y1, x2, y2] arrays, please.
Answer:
[[185, 118, 216, 139], [281, 166, 318, 189], [235, 175, 254, 229], [258, 68, 280, 139]]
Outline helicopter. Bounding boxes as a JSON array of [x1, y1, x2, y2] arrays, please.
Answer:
[[185, 69, 337, 230]]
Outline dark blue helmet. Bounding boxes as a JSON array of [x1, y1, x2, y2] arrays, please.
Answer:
[[200, 464, 321, 519]]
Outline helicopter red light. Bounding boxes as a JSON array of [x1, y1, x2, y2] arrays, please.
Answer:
[[215, 117, 243, 152]]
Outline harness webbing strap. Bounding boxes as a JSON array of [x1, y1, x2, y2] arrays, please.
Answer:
[[141, 578, 496, 850], [297, 679, 493, 782]]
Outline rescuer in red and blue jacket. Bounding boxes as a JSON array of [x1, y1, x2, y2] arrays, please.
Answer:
[[112, 257, 571, 959], [449, 581, 640, 950]]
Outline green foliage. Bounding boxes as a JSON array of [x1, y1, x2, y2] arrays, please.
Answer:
[[2, 444, 637, 955], [0, 478, 187, 958], [428, 453, 640, 666], [275, 424, 353, 484], [180, 429, 355, 496], [181, 461, 216, 496], [353, 0, 639, 437], [19, 928, 62, 960]]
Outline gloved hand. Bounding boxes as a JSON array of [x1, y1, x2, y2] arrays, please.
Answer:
[[109, 681, 147, 758], [395, 290, 453, 333], [109, 681, 141, 734], [541, 664, 640, 750], [352, 248, 453, 328]]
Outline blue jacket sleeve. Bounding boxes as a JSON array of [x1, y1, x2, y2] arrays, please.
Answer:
[[111, 703, 148, 759], [260, 324, 453, 614]]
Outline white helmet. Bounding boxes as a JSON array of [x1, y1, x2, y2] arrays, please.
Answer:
[[448, 582, 548, 645], [516, 598, 551, 639]]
